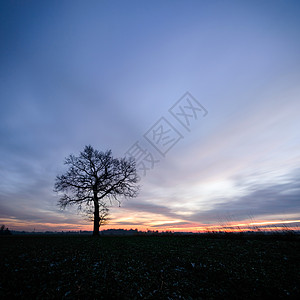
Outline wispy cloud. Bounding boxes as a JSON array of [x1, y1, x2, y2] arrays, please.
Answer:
[[1, 0, 300, 231]]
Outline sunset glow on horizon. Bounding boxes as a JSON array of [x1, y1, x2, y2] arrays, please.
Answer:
[[3, 216, 300, 234]]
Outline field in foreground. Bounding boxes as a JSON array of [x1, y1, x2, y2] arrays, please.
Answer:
[[0, 235, 299, 299]]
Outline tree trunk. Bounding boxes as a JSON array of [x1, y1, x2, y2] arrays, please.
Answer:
[[93, 199, 100, 236]]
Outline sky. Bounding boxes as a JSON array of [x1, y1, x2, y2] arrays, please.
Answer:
[[0, 0, 300, 232]]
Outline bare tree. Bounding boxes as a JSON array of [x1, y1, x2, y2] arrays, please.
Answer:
[[54, 145, 139, 236]]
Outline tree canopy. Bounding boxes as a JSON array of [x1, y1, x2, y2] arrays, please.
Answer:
[[54, 145, 139, 235]]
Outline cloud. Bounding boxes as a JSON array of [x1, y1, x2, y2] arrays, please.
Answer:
[[151, 221, 191, 228], [1, 1, 300, 231], [122, 200, 184, 220], [114, 169, 300, 226], [187, 170, 300, 223]]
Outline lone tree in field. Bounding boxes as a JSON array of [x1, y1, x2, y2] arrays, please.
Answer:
[[54, 145, 139, 236]]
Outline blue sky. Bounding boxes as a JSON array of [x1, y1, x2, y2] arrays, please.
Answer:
[[0, 0, 300, 231]]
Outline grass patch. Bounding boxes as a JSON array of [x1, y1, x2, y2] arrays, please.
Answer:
[[0, 235, 299, 299]]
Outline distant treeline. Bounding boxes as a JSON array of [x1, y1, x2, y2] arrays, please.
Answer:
[[0, 225, 12, 235], [9, 228, 180, 236], [6, 228, 300, 238]]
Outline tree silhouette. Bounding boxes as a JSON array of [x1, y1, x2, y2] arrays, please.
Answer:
[[54, 145, 139, 236]]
